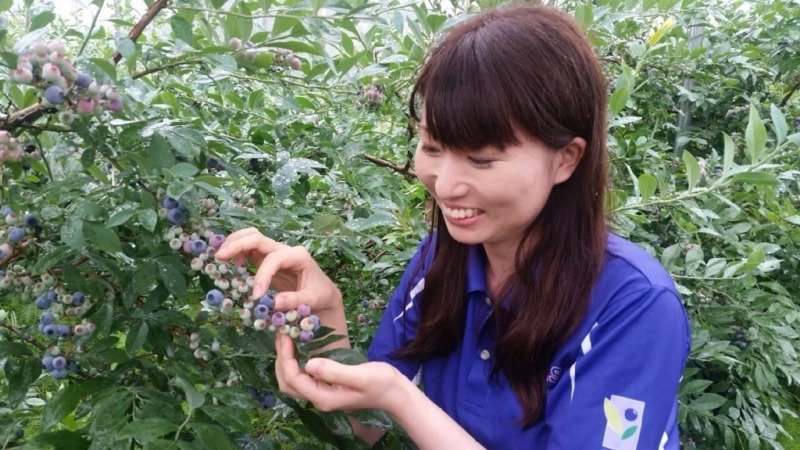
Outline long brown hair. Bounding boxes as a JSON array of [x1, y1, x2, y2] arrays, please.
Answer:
[[394, 5, 609, 427]]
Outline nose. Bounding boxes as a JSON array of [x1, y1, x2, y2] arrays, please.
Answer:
[[434, 153, 470, 199]]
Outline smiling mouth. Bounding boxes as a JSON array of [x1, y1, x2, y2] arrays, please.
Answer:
[[442, 206, 484, 220]]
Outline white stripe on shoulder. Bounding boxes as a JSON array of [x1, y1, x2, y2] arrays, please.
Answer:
[[659, 431, 668, 449], [580, 322, 599, 354], [393, 277, 425, 322]]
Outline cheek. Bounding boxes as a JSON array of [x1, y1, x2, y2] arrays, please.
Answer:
[[413, 148, 436, 191]]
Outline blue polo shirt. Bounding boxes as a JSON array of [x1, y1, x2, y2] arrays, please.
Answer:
[[367, 233, 690, 449]]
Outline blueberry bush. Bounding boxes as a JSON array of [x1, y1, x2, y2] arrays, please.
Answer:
[[0, 0, 798, 448]]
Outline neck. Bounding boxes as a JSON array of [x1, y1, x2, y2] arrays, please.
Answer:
[[483, 241, 518, 299]]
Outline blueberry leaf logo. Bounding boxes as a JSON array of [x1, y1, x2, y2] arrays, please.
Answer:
[[603, 398, 623, 433], [621, 425, 638, 440]]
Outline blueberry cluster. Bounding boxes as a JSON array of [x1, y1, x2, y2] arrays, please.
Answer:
[[41, 346, 75, 380], [230, 38, 302, 72], [0, 132, 41, 168], [731, 326, 749, 350], [8, 40, 123, 124], [356, 84, 385, 108], [0, 207, 44, 255]]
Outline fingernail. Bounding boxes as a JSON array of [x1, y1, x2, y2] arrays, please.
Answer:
[[274, 294, 285, 309], [305, 358, 322, 374]]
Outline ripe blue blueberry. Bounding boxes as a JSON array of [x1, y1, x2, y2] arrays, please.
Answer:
[[258, 293, 275, 309], [308, 314, 320, 332], [46, 290, 58, 302], [163, 197, 180, 209], [44, 85, 65, 105], [209, 234, 225, 249], [206, 289, 223, 306], [35, 296, 52, 309], [43, 324, 57, 336], [52, 356, 67, 369], [0, 206, 13, 218], [23, 213, 39, 228], [40, 312, 54, 325], [51, 368, 68, 379], [254, 304, 269, 319], [191, 239, 207, 254], [8, 227, 25, 243], [42, 355, 54, 371], [624, 408, 638, 421], [72, 291, 85, 306], [298, 330, 314, 343], [259, 392, 276, 410], [166, 207, 187, 225], [75, 72, 92, 88], [56, 325, 71, 337]]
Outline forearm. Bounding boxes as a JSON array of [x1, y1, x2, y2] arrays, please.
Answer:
[[388, 378, 484, 450]]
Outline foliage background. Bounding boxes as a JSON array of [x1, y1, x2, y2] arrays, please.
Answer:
[[0, 0, 798, 448]]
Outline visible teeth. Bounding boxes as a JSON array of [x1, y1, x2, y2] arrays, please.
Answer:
[[443, 206, 480, 219]]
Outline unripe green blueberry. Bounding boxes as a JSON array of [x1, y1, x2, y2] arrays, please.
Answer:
[[239, 308, 251, 320], [253, 318, 267, 330], [169, 238, 182, 250], [289, 326, 300, 339], [285, 310, 298, 322]]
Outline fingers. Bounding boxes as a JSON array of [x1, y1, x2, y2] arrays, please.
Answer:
[[215, 227, 286, 261], [251, 246, 313, 300], [303, 358, 369, 389], [275, 334, 318, 400]]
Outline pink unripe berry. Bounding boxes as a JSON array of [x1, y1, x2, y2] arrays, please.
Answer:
[[41, 63, 61, 82], [49, 41, 66, 54], [77, 98, 95, 115], [182, 240, 193, 254], [299, 330, 314, 343], [297, 304, 311, 317], [221, 298, 234, 312], [229, 37, 242, 50], [74, 324, 87, 335], [11, 68, 33, 84], [290, 57, 301, 71]]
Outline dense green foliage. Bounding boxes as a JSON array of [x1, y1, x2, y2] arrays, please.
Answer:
[[0, 0, 798, 448]]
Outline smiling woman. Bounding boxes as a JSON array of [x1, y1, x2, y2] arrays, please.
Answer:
[[222, 4, 691, 450]]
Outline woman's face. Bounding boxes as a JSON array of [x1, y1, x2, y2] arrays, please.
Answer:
[[414, 124, 581, 256]]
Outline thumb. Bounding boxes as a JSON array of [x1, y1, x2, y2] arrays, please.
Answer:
[[274, 291, 313, 311], [304, 358, 366, 388]]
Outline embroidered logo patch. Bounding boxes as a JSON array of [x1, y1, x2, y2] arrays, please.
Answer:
[[602, 395, 645, 449]]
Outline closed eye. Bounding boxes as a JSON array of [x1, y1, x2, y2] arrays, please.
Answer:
[[468, 157, 493, 168]]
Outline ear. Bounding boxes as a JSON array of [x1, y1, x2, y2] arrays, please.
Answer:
[[553, 137, 586, 184]]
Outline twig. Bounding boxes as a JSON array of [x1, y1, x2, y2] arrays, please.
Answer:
[[19, 123, 72, 133], [132, 58, 205, 80], [779, 75, 800, 108], [78, 0, 105, 59], [0, 103, 52, 131], [111, 0, 170, 63], [0, 321, 47, 352], [0, 240, 31, 268], [363, 153, 416, 178]]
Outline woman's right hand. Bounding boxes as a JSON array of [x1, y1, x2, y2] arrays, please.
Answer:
[[214, 228, 342, 314]]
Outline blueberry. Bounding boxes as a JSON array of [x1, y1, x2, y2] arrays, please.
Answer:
[[72, 291, 85, 306], [0, 206, 13, 218], [24, 145, 36, 154], [163, 197, 180, 209], [206, 289, 223, 306], [624, 408, 638, 421], [258, 293, 275, 309], [43, 324, 58, 336], [56, 325, 71, 337], [75, 72, 93, 88], [208, 234, 225, 249], [298, 330, 314, 343], [309, 314, 320, 332], [52, 356, 67, 369], [206, 158, 221, 170], [259, 392, 276, 410], [166, 208, 187, 225], [271, 312, 286, 326], [44, 85, 65, 105], [42, 355, 54, 371], [8, 227, 25, 243], [191, 239, 207, 254], [40, 312, 54, 325], [51, 368, 68, 379], [254, 304, 269, 319], [23, 213, 39, 228], [46, 290, 58, 302], [297, 304, 311, 317], [35, 296, 52, 309]]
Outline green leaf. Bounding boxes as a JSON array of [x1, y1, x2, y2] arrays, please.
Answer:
[[0, 0, 12, 12], [149, 133, 176, 171], [88, 57, 118, 80], [731, 171, 780, 186], [85, 223, 123, 253], [138, 209, 157, 232], [156, 257, 187, 298], [5, 357, 42, 405], [690, 393, 726, 411], [106, 208, 138, 228], [621, 425, 638, 440], [770, 104, 787, 146], [638, 173, 657, 200], [745, 105, 766, 164], [609, 85, 629, 116], [115, 37, 136, 59], [192, 422, 235, 449], [126, 321, 149, 355], [61, 218, 85, 250], [722, 133, 734, 175], [682, 150, 700, 191], [0, 342, 33, 358], [170, 15, 194, 47], [679, 379, 713, 395], [30, 11, 55, 31], [172, 377, 205, 411], [574, 3, 593, 27], [315, 348, 367, 365], [200, 404, 252, 432], [41, 383, 83, 432], [119, 418, 178, 439], [171, 162, 199, 178]]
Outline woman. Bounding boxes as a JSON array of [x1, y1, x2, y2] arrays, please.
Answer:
[[216, 5, 690, 449]]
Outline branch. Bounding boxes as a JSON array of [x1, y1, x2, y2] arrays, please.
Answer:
[[111, 0, 170, 63], [363, 153, 416, 178], [0, 321, 46, 352], [779, 75, 800, 108], [0, 103, 53, 131], [132, 58, 205, 80]]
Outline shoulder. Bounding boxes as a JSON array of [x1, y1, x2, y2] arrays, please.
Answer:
[[602, 233, 676, 292]]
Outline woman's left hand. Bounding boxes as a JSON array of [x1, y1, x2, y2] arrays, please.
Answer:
[[275, 333, 407, 413]]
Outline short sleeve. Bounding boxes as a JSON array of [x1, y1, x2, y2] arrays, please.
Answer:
[[366, 237, 433, 381], [545, 286, 690, 450]]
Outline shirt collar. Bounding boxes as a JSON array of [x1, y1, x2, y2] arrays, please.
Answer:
[[466, 245, 489, 295]]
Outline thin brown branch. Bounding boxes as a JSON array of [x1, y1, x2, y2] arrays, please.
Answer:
[[779, 75, 800, 108], [0, 321, 47, 352], [363, 153, 416, 178], [18, 123, 72, 133], [0, 240, 31, 268], [0, 103, 52, 131], [132, 58, 205, 80], [111, 0, 170, 63]]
